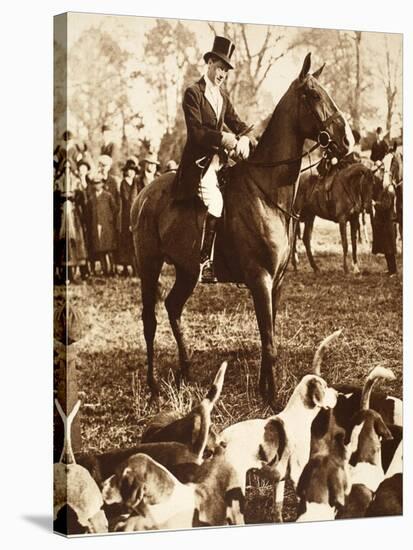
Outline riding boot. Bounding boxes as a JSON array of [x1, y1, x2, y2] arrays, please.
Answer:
[[199, 213, 219, 283]]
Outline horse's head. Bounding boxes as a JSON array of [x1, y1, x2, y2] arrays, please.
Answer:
[[295, 53, 354, 160]]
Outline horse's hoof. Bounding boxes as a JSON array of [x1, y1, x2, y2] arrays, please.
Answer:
[[175, 366, 191, 389]]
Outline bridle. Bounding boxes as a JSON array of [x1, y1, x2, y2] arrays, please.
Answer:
[[245, 85, 344, 170]]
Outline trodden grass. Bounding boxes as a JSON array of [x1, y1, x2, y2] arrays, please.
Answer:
[[58, 218, 402, 524]]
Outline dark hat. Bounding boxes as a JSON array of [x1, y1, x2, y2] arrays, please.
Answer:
[[101, 124, 111, 132], [77, 158, 91, 171], [376, 126, 383, 134], [123, 159, 138, 173], [62, 130, 73, 141], [203, 36, 235, 69]]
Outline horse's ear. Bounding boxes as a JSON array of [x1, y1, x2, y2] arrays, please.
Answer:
[[312, 63, 325, 80], [299, 53, 312, 81]]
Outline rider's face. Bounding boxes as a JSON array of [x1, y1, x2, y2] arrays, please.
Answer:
[[207, 58, 230, 87]]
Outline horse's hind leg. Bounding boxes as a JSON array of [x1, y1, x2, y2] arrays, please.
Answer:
[[140, 258, 163, 395], [302, 216, 319, 272], [165, 266, 198, 385], [350, 216, 360, 274], [339, 220, 349, 273]]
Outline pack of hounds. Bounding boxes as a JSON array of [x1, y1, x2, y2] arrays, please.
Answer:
[[53, 330, 402, 535]]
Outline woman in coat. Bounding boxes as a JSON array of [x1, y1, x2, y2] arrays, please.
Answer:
[[371, 158, 397, 275], [117, 159, 140, 276], [87, 173, 118, 276]]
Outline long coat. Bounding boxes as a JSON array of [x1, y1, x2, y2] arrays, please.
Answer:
[[372, 183, 396, 255], [173, 76, 248, 201], [87, 189, 117, 256], [117, 178, 140, 265], [370, 139, 388, 163]]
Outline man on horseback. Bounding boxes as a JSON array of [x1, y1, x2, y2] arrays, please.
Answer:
[[173, 36, 252, 283]]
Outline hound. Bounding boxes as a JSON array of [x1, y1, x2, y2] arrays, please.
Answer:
[[141, 362, 227, 458], [337, 366, 394, 519], [54, 399, 108, 535], [103, 447, 245, 531], [296, 422, 350, 522], [78, 363, 228, 490], [219, 330, 341, 522], [365, 439, 402, 517]]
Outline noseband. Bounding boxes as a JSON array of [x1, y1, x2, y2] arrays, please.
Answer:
[[301, 92, 344, 154]]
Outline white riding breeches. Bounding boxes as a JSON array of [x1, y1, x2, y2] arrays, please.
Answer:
[[198, 154, 223, 218]]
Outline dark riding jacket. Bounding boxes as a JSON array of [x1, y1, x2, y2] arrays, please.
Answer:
[[173, 76, 248, 201], [370, 139, 388, 163]]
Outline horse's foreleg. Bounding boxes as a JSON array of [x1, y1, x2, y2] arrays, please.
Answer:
[[248, 273, 277, 406], [291, 222, 299, 272], [303, 216, 319, 272], [165, 266, 198, 386], [350, 216, 360, 274], [140, 259, 163, 396], [339, 220, 349, 273]]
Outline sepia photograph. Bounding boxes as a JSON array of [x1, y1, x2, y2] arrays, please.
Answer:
[[53, 11, 402, 537]]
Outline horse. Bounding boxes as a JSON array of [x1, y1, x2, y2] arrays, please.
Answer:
[[292, 162, 374, 274], [131, 53, 353, 406]]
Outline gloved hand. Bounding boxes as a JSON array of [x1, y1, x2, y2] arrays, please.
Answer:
[[235, 135, 250, 159], [221, 132, 237, 151]]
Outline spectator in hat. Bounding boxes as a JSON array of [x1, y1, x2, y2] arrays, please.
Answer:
[[75, 159, 94, 278], [55, 168, 88, 283], [137, 152, 160, 193], [164, 159, 178, 173], [173, 35, 252, 283], [117, 159, 140, 276], [86, 172, 118, 277], [53, 130, 82, 178], [370, 126, 389, 163]]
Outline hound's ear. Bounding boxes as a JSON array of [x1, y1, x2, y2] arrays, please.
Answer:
[[306, 378, 325, 408], [312, 63, 325, 80], [299, 53, 312, 81], [374, 416, 393, 441], [328, 469, 347, 508], [263, 418, 286, 464]]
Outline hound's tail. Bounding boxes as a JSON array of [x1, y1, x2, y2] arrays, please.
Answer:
[[55, 398, 81, 464], [312, 330, 343, 376], [361, 366, 395, 410], [204, 361, 228, 411], [192, 362, 228, 460]]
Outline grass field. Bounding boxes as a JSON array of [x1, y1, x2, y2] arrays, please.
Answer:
[[59, 218, 402, 524]]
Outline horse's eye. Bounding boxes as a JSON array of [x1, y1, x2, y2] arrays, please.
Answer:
[[310, 89, 321, 101]]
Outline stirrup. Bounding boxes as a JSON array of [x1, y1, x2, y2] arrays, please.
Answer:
[[199, 259, 218, 284]]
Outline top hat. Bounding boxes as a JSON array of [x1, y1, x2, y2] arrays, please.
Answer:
[[203, 36, 235, 69], [376, 126, 383, 134], [101, 124, 112, 132]]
